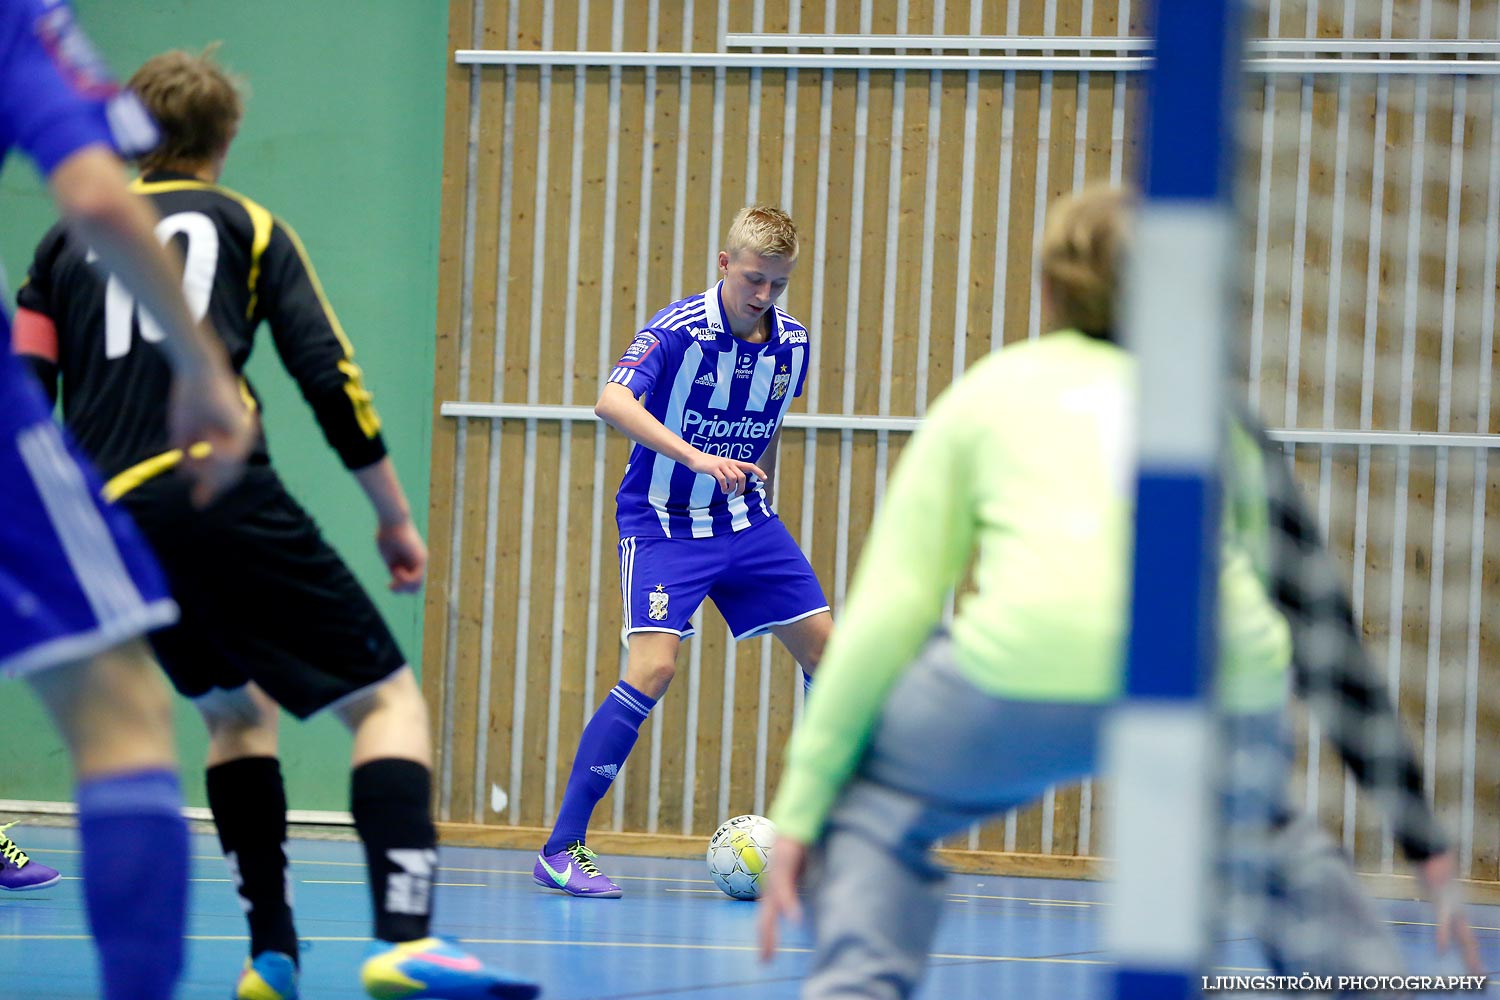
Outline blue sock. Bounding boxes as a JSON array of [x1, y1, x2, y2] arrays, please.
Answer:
[[545, 681, 657, 854], [77, 769, 189, 1000], [803, 670, 813, 696]]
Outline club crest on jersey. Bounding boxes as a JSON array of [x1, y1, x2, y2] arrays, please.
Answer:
[[771, 364, 792, 400], [648, 584, 670, 621]]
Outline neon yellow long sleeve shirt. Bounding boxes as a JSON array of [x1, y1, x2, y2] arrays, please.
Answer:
[[768, 331, 1290, 844]]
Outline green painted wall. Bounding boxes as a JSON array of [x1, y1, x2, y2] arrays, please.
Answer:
[[1, 2, 448, 811]]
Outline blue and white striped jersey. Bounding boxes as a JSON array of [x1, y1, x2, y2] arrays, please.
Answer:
[[607, 281, 810, 539]]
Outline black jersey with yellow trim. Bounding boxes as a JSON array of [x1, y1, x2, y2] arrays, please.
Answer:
[[16, 170, 386, 492]]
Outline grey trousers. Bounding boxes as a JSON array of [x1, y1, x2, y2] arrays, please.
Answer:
[[799, 642, 1405, 1000], [801, 636, 1105, 1000]]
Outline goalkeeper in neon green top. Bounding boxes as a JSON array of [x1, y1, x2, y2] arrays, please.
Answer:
[[754, 186, 1477, 998]]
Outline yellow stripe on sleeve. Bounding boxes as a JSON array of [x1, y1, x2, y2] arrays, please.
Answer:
[[279, 221, 383, 439]]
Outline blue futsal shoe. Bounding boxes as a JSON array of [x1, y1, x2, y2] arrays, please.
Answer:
[[361, 936, 540, 999], [235, 951, 299, 1000]]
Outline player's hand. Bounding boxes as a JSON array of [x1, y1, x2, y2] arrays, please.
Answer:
[[688, 452, 767, 498], [1419, 851, 1482, 974], [377, 517, 428, 593], [757, 835, 806, 962], [168, 359, 254, 507]]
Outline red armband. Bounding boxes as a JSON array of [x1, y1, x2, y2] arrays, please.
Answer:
[[13, 308, 58, 363]]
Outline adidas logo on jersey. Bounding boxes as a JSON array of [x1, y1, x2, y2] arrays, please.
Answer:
[[695, 372, 717, 387], [590, 764, 621, 780]]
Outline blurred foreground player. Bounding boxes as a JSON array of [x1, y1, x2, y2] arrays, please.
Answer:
[[0, 2, 251, 997], [15, 47, 539, 1000], [756, 186, 1479, 998]]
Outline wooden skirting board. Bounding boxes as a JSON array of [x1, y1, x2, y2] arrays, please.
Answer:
[[436, 822, 1500, 906]]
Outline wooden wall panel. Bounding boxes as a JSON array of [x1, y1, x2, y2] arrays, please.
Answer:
[[425, 0, 1500, 881]]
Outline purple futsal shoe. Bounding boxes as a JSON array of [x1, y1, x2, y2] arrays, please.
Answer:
[[0, 822, 62, 891], [532, 842, 622, 898]]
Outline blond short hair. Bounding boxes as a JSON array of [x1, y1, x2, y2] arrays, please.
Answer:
[[1039, 185, 1133, 338], [725, 205, 799, 261], [128, 47, 244, 173]]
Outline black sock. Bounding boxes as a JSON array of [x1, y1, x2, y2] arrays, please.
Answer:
[[205, 756, 298, 963], [351, 758, 437, 943]]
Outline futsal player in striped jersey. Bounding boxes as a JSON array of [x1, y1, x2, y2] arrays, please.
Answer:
[[534, 206, 833, 898]]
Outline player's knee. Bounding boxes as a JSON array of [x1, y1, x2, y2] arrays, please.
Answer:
[[625, 659, 677, 699], [335, 666, 427, 731], [796, 632, 828, 672], [31, 642, 178, 773], [197, 689, 278, 757]]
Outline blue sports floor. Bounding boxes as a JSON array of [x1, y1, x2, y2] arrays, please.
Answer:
[[1, 825, 1496, 998]]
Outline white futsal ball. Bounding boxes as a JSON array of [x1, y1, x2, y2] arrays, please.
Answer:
[[706, 814, 776, 900]]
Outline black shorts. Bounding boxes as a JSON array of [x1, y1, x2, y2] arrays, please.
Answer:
[[119, 465, 406, 719]]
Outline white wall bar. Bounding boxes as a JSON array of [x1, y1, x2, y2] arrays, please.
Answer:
[[709, 0, 739, 828], [987, 38, 1018, 354], [1343, 4, 1396, 855], [507, 1, 556, 827], [1035, 0, 1061, 851], [673, 0, 700, 834], [471, 0, 523, 826], [834, 49, 872, 611], [441, 403, 1500, 448], [539, 0, 593, 829], [724, 33, 1500, 57], [588, 0, 627, 833], [439, 0, 489, 823], [744, 0, 771, 827], [457, 49, 1500, 75], [1461, 68, 1500, 878], [458, 48, 1144, 71], [873, 0, 909, 510], [1423, 64, 1468, 830], [636, 0, 663, 838], [914, 34, 942, 414], [782, 3, 808, 729], [1308, 0, 1359, 823], [1025, 27, 1054, 343], [1379, 17, 1434, 873], [1284, 0, 1320, 821]]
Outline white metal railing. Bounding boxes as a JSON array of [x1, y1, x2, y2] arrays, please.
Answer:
[[455, 42, 1500, 76], [455, 49, 1150, 71], [725, 33, 1500, 57], [439, 402, 1500, 448]]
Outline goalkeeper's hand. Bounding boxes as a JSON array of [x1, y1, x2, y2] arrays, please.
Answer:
[[1419, 851, 1482, 974], [757, 835, 806, 962]]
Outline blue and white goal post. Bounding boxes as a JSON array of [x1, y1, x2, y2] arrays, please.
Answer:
[[1105, 1, 1242, 999]]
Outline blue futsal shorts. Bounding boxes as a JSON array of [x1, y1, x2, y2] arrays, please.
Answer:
[[0, 360, 176, 678], [619, 515, 829, 640]]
